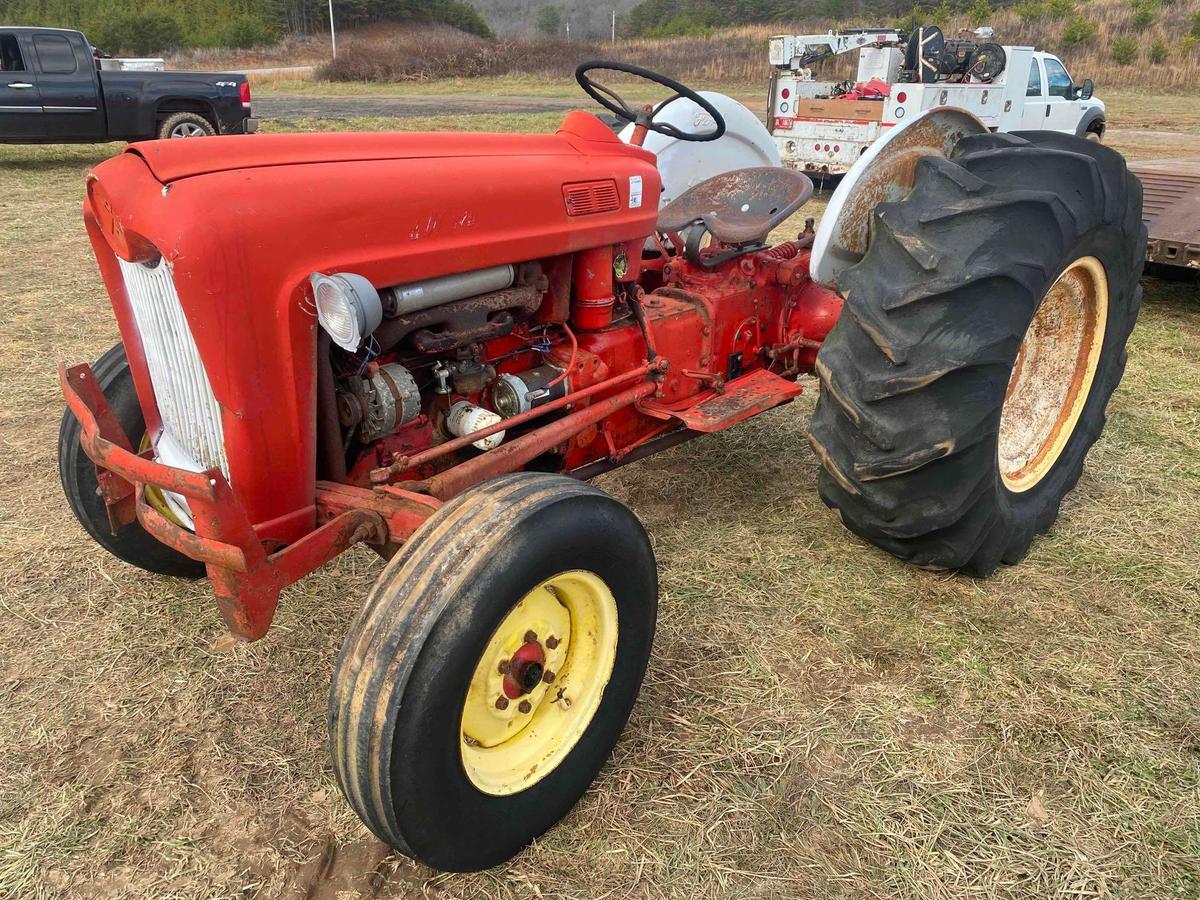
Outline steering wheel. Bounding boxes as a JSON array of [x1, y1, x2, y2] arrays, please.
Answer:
[[575, 61, 726, 142]]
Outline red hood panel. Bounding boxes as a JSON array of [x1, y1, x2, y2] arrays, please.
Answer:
[[127, 115, 640, 183]]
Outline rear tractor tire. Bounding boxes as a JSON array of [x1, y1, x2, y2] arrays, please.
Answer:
[[328, 473, 658, 871], [809, 131, 1144, 576]]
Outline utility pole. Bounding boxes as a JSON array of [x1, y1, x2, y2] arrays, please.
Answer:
[[328, 0, 337, 58], [565, 22, 570, 41], [611, 10, 616, 43]]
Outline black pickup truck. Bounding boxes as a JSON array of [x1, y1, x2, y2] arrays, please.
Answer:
[[0, 26, 258, 143]]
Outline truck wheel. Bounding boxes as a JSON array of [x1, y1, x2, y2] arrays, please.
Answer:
[[159, 112, 216, 139], [328, 473, 658, 872], [58, 343, 206, 579], [809, 131, 1144, 576]]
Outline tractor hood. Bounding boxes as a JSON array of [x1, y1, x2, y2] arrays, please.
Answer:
[[126, 111, 648, 183], [83, 110, 662, 536]]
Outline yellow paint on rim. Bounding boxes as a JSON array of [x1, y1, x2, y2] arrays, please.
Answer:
[[138, 431, 186, 527], [460, 570, 618, 796], [998, 256, 1109, 493]]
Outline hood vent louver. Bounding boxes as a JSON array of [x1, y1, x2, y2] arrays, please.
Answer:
[[563, 179, 620, 216]]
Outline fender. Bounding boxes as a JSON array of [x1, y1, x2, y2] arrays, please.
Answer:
[[1075, 107, 1106, 138]]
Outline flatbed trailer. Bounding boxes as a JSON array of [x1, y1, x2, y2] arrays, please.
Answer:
[[1128, 160, 1200, 272]]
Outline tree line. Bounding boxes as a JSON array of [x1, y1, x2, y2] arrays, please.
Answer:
[[0, 0, 493, 54]]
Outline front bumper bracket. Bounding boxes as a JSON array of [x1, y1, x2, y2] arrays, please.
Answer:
[[60, 361, 439, 640]]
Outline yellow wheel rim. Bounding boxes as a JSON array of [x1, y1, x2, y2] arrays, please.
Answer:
[[460, 570, 618, 796], [998, 256, 1109, 493]]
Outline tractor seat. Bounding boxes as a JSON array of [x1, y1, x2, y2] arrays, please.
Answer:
[[656, 167, 814, 245]]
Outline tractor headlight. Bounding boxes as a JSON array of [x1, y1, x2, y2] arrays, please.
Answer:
[[310, 272, 383, 351]]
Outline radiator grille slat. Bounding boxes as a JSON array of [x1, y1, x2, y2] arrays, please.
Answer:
[[118, 257, 228, 478]]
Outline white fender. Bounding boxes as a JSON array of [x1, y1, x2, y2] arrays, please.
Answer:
[[809, 106, 988, 289], [619, 92, 782, 212]]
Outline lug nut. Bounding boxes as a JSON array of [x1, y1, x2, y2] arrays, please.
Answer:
[[523, 630, 538, 644], [543, 670, 556, 684], [495, 696, 509, 710], [518, 700, 532, 714], [546, 635, 559, 650], [497, 660, 510, 674]]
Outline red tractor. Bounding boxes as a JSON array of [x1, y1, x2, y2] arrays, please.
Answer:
[[59, 63, 1143, 871]]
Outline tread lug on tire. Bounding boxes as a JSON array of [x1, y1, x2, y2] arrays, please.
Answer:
[[328, 472, 658, 871], [809, 132, 1144, 576]]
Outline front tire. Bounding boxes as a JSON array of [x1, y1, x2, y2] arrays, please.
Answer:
[[58, 343, 206, 578], [328, 473, 658, 871], [809, 131, 1144, 576]]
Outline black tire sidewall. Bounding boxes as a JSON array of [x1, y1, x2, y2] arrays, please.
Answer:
[[58, 343, 205, 579], [387, 491, 657, 871]]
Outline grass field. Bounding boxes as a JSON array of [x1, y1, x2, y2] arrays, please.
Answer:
[[0, 90, 1198, 899]]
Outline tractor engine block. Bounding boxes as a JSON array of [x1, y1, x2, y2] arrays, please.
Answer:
[[329, 239, 843, 488]]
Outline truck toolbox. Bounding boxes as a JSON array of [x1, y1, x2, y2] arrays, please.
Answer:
[[793, 99, 885, 121]]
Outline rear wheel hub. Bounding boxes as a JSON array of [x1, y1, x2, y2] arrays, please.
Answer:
[[998, 255, 1109, 493]]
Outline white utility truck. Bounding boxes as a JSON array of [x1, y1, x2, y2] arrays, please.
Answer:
[[768, 26, 1105, 176]]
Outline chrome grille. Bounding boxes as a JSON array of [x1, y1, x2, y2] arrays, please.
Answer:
[[117, 257, 229, 479]]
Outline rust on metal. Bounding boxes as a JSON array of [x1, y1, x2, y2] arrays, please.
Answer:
[[369, 361, 663, 483], [998, 256, 1108, 493], [61, 361, 399, 642], [656, 166, 813, 244], [419, 381, 658, 500], [639, 368, 802, 433], [374, 283, 543, 353], [1129, 159, 1200, 269], [819, 108, 985, 283], [316, 481, 440, 545]]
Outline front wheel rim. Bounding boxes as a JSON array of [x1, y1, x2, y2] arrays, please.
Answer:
[[997, 255, 1109, 493], [460, 570, 618, 796]]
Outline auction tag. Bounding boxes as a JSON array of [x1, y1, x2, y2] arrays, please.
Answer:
[[629, 175, 643, 209]]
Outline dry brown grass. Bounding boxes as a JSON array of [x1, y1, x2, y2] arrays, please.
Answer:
[[315, 0, 1200, 91], [0, 100, 1198, 899], [165, 34, 331, 71], [316, 23, 774, 84], [929, 0, 1200, 90]]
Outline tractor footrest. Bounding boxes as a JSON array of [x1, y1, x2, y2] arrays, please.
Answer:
[[642, 369, 803, 433]]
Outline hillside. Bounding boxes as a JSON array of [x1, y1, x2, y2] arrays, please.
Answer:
[[321, 0, 1200, 92], [0, 0, 493, 52]]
